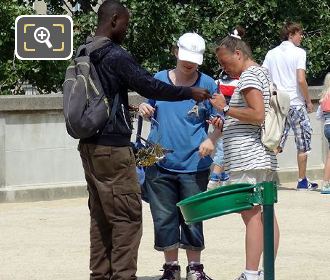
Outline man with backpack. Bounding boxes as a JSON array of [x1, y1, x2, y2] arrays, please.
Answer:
[[73, 1, 211, 279], [263, 21, 318, 191]]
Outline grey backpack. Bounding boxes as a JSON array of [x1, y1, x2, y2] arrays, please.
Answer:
[[63, 46, 118, 139]]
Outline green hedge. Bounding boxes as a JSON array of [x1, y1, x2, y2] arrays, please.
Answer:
[[1, 0, 329, 94]]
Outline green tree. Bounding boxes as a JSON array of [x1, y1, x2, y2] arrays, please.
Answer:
[[0, 0, 70, 94], [1, 0, 329, 95], [123, 0, 330, 83]]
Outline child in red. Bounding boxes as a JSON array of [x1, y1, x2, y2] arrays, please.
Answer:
[[207, 71, 239, 189]]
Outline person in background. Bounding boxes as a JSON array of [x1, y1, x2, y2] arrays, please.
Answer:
[[77, 1, 210, 279], [139, 32, 221, 280], [210, 26, 279, 280], [262, 21, 318, 191], [207, 71, 239, 190], [316, 73, 330, 194]]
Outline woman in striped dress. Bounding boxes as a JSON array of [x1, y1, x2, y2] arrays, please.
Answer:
[[210, 27, 280, 280]]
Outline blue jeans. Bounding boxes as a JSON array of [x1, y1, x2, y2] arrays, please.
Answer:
[[145, 165, 209, 251], [213, 138, 224, 167], [324, 124, 330, 148]]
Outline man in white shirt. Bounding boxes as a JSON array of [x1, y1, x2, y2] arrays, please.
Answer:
[[263, 21, 318, 190]]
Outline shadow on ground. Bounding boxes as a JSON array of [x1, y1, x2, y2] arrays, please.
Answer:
[[278, 186, 321, 192], [139, 278, 186, 280]]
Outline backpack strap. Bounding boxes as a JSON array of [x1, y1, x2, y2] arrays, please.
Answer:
[[76, 45, 86, 57]]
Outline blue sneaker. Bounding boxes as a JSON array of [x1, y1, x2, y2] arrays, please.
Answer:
[[297, 178, 318, 191], [219, 172, 230, 181], [209, 172, 229, 182]]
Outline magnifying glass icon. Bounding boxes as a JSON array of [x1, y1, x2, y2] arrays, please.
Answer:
[[34, 27, 53, 49]]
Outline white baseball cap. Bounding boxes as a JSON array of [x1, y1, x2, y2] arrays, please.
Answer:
[[177, 32, 205, 65]]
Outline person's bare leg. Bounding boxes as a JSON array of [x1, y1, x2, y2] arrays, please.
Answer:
[[297, 151, 307, 179], [273, 214, 280, 257], [241, 206, 263, 271], [241, 207, 280, 270], [164, 249, 179, 263], [259, 212, 280, 276], [186, 250, 201, 263], [323, 150, 330, 182], [213, 164, 223, 174]]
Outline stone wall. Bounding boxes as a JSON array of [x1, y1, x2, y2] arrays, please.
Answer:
[[0, 87, 325, 202]]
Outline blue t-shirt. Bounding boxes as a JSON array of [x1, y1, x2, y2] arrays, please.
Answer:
[[147, 70, 217, 172]]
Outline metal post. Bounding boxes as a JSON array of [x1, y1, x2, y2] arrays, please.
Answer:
[[262, 181, 277, 280]]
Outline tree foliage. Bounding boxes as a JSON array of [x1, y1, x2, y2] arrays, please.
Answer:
[[0, 0, 69, 94], [122, 0, 330, 84], [0, 0, 329, 94]]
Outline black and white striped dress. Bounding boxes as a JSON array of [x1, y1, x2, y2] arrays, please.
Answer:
[[223, 66, 278, 172]]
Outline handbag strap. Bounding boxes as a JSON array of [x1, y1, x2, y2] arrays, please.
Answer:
[[135, 115, 143, 143]]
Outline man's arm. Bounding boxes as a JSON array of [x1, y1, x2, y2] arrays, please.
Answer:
[[297, 69, 313, 112], [107, 51, 209, 101]]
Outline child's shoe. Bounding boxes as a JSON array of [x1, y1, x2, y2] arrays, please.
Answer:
[[159, 263, 180, 280], [207, 172, 229, 190]]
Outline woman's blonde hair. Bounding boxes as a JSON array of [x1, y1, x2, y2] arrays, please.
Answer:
[[320, 73, 330, 101]]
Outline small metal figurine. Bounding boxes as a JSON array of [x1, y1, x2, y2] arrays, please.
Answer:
[[187, 102, 200, 117]]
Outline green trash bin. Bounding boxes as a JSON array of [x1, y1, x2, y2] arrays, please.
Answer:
[[177, 183, 256, 224], [177, 181, 277, 280]]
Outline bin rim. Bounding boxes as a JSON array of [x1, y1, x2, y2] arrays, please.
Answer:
[[182, 204, 254, 224], [177, 182, 255, 207]]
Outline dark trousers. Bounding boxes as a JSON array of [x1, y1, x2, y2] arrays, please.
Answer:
[[78, 143, 142, 280]]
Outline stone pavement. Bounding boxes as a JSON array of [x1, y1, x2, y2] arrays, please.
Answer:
[[0, 182, 329, 280]]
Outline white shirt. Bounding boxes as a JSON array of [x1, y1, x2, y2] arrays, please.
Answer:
[[262, 41, 306, 106]]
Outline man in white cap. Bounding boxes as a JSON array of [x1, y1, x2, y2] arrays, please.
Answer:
[[138, 32, 221, 280]]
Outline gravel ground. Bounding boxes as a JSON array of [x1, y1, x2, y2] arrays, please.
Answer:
[[0, 182, 329, 280]]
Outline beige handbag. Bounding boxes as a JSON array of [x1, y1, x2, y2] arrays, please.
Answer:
[[261, 83, 290, 150]]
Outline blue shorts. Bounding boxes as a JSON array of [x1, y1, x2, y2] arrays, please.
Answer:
[[324, 124, 330, 149], [279, 106, 312, 152], [213, 138, 224, 167], [144, 165, 209, 251]]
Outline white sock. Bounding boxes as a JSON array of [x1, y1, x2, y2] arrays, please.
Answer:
[[166, 261, 179, 266], [244, 270, 259, 280], [188, 261, 200, 266]]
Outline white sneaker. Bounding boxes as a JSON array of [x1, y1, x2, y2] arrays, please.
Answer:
[[207, 179, 220, 190], [235, 272, 261, 280], [235, 273, 247, 280]]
